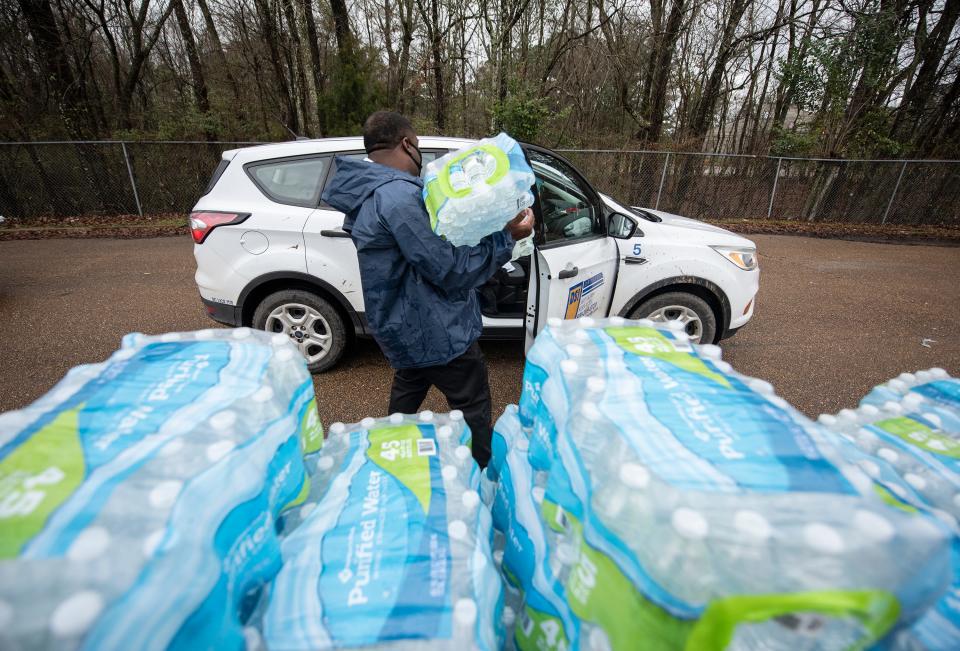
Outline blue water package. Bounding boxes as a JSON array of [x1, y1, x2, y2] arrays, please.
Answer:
[[422, 132, 535, 257], [263, 413, 502, 650], [488, 407, 578, 651], [0, 328, 318, 650], [517, 317, 953, 650], [822, 380, 960, 651]]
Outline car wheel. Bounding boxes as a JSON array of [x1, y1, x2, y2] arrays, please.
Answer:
[[629, 292, 717, 344], [252, 290, 347, 373]]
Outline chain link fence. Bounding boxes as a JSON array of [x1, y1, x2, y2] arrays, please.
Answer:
[[0, 141, 958, 226]]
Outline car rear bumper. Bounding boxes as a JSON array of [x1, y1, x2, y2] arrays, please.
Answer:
[[201, 297, 241, 327]]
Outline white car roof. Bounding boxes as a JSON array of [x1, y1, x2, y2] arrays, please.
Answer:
[[223, 136, 478, 162]]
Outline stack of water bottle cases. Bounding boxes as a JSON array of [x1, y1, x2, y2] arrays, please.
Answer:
[[1, 320, 959, 650], [484, 316, 960, 651]]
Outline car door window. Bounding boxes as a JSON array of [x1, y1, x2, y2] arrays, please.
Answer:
[[317, 150, 446, 210], [527, 149, 598, 244], [329, 150, 443, 177], [246, 156, 331, 207]]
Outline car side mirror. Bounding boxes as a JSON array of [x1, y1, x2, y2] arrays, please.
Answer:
[[608, 212, 638, 239]]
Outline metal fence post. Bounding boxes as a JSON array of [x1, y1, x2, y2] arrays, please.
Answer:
[[655, 152, 670, 210], [881, 161, 907, 224], [767, 158, 782, 219], [120, 141, 143, 217]]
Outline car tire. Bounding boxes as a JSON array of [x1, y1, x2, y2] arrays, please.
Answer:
[[629, 292, 718, 344], [252, 290, 348, 373]]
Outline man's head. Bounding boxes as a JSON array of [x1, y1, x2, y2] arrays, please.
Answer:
[[363, 111, 422, 176]]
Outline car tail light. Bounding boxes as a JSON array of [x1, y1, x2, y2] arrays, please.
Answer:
[[189, 211, 250, 244]]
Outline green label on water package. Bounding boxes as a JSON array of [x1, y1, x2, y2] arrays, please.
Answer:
[[874, 417, 960, 459], [0, 405, 86, 558], [300, 397, 324, 455], [367, 424, 432, 514], [541, 501, 691, 650], [604, 326, 730, 388], [516, 602, 571, 651]]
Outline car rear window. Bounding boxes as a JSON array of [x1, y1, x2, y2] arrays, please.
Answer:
[[202, 159, 230, 196], [246, 156, 331, 207]]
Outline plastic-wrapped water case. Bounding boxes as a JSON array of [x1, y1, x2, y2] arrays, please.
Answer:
[[0, 328, 318, 651], [422, 132, 535, 259], [820, 371, 960, 651], [515, 317, 953, 650], [262, 412, 504, 650]]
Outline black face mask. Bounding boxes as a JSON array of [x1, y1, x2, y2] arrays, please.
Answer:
[[403, 139, 423, 176]]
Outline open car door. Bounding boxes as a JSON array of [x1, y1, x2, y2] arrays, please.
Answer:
[[523, 146, 619, 352]]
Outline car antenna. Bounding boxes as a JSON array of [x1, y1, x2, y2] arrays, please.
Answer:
[[277, 118, 308, 141]]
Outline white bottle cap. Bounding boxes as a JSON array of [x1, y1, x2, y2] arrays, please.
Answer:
[[547, 317, 563, 328], [902, 393, 926, 411], [448, 520, 468, 540], [803, 522, 845, 554], [930, 367, 949, 379], [587, 376, 606, 393], [454, 598, 478, 627], [733, 510, 772, 540], [360, 417, 376, 428], [461, 490, 480, 510], [609, 316, 626, 326], [565, 344, 585, 358], [389, 413, 404, 424], [618, 463, 650, 489], [317, 456, 335, 472], [672, 508, 709, 539], [698, 344, 722, 360], [897, 372, 917, 386], [450, 409, 464, 421], [817, 414, 838, 427], [455, 445, 472, 462], [441, 465, 457, 481], [329, 422, 346, 435], [419, 411, 434, 422], [747, 379, 774, 396], [560, 360, 579, 376]]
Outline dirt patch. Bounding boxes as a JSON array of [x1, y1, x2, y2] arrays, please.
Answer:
[[2, 213, 958, 245], [711, 219, 960, 246], [0, 213, 188, 241]]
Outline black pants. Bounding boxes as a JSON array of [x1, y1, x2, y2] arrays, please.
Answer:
[[388, 342, 493, 468]]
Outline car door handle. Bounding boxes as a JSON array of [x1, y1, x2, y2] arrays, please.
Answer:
[[558, 265, 579, 280], [624, 256, 647, 265], [320, 229, 351, 238]]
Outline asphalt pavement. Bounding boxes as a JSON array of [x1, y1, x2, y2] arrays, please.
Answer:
[[1, 234, 957, 424]]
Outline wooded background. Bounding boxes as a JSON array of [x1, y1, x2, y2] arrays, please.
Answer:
[[3, 0, 959, 158]]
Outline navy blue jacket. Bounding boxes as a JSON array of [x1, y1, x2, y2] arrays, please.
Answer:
[[322, 157, 515, 368]]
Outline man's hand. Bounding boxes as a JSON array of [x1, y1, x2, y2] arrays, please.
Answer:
[[506, 208, 535, 240]]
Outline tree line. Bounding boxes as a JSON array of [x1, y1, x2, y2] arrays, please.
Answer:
[[3, 0, 959, 158]]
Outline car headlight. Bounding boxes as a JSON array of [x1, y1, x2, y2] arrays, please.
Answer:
[[711, 246, 758, 271]]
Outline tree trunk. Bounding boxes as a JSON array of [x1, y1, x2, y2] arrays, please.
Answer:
[[686, 0, 751, 144], [255, 0, 299, 135], [330, 0, 353, 58], [196, 0, 244, 109], [300, 0, 326, 134], [893, 0, 960, 141], [173, 0, 212, 138]]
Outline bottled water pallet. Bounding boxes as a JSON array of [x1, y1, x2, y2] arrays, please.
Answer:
[[0, 328, 320, 651], [483, 317, 954, 651], [259, 411, 505, 650], [819, 369, 960, 651]]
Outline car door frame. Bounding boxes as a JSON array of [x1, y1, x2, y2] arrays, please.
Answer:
[[520, 143, 622, 341]]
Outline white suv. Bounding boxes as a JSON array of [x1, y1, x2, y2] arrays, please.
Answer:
[[191, 137, 759, 372]]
